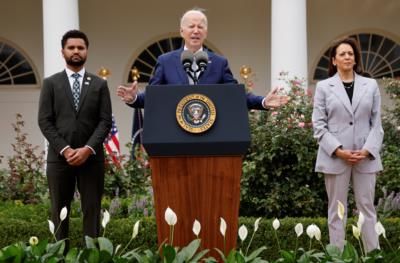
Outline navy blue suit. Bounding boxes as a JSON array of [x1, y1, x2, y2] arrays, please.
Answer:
[[131, 49, 265, 110]]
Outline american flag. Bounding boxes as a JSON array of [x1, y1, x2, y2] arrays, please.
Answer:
[[104, 114, 120, 167]]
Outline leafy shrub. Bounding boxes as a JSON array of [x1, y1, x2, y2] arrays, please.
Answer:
[[0, 114, 47, 204], [376, 78, 400, 204], [240, 74, 327, 217], [104, 143, 151, 199]]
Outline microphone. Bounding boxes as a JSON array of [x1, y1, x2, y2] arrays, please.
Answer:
[[195, 51, 209, 74], [180, 50, 194, 73]]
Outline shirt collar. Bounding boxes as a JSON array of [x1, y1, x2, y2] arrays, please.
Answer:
[[183, 46, 204, 54], [65, 68, 86, 78]]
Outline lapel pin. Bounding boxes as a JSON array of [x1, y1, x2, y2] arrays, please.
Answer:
[[87, 77, 91, 80], [84, 81, 90, 85]]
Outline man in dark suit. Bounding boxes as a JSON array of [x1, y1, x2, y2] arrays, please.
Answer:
[[117, 8, 288, 109], [38, 30, 112, 244]]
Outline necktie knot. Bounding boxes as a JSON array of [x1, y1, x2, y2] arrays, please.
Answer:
[[72, 73, 80, 80]]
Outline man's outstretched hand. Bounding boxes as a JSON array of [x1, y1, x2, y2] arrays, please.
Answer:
[[117, 81, 138, 104], [263, 87, 290, 109]]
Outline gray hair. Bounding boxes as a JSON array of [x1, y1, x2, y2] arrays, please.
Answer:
[[180, 8, 208, 28]]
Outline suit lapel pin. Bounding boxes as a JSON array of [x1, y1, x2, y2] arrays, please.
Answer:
[[84, 81, 90, 85], [87, 76, 91, 80]]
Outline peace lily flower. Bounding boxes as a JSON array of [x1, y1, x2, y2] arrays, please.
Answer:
[[60, 206, 68, 222], [29, 236, 39, 246], [220, 217, 227, 237], [245, 218, 262, 256], [375, 221, 386, 238], [132, 220, 140, 239], [295, 223, 303, 237], [314, 225, 321, 241], [254, 217, 261, 232], [272, 218, 281, 250], [357, 211, 365, 230], [337, 200, 345, 221], [164, 207, 177, 226], [272, 218, 280, 230], [102, 210, 110, 229], [48, 220, 55, 235], [238, 225, 248, 241], [192, 219, 201, 237], [352, 225, 361, 240], [306, 224, 319, 239]]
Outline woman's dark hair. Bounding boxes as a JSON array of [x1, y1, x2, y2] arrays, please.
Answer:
[[328, 37, 362, 77], [61, 30, 89, 49]]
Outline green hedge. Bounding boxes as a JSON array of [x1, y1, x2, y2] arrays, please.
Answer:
[[2, 214, 400, 260]]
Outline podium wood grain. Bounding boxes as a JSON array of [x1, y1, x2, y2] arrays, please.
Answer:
[[150, 156, 242, 255]]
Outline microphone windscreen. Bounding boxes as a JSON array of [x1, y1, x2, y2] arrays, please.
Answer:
[[181, 50, 194, 64], [195, 51, 209, 64]]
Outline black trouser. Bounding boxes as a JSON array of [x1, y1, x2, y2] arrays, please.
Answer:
[[46, 161, 104, 250]]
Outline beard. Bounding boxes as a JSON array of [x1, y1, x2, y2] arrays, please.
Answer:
[[66, 56, 86, 67]]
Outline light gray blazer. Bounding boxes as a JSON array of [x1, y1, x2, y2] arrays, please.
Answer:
[[312, 73, 383, 174]]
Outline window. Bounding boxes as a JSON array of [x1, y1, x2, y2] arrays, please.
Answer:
[[127, 36, 215, 83], [0, 41, 37, 85], [313, 33, 400, 80]]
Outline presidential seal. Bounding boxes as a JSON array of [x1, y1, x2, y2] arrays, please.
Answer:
[[176, 94, 216, 133]]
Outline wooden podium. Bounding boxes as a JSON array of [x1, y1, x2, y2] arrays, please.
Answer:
[[142, 84, 250, 254]]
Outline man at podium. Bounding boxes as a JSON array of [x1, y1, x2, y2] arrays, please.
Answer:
[[117, 8, 288, 110]]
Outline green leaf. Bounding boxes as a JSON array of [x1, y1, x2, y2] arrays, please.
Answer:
[[85, 236, 96, 249], [214, 248, 226, 262], [177, 239, 201, 261], [325, 244, 341, 258], [279, 249, 295, 262], [46, 240, 65, 255], [342, 241, 359, 262], [31, 239, 48, 257], [0, 244, 24, 262], [79, 248, 100, 263], [162, 245, 176, 263], [65, 247, 79, 262], [190, 249, 210, 263], [246, 246, 267, 261], [97, 237, 114, 255]]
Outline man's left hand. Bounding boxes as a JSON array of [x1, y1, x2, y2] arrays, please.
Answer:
[[263, 87, 289, 109], [66, 147, 92, 166]]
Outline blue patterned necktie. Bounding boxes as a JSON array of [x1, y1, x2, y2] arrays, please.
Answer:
[[71, 73, 80, 111]]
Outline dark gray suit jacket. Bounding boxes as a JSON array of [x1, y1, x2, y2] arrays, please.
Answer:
[[38, 70, 112, 163]]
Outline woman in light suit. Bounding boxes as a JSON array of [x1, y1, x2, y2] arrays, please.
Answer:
[[312, 37, 383, 251]]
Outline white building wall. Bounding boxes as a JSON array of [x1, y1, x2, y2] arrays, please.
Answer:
[[0, 0, 399, 166]]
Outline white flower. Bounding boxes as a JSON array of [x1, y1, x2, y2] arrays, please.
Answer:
[[314, 225, 321, 241], [48, 220, 55, 234], [352, 225, 361, 240], [238, 225, 248, 241], [357, 211, 365, 230], [132, 220, 140, 239], [164, 207, 177, 226], [254, 217, 262, 232], [375, 221, 386, 238], [102, 210, 110, 228], [60, 206, 68, 222], [220, 217, 227, 237], [29, 236, 39, 246], [306, 224, 320, 240], [272, 218, 280, 230], [294, 223, 303, 237], [337, 200, 345, 221], [115, 244, 122, 254], [192, 219, 201, 236]]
